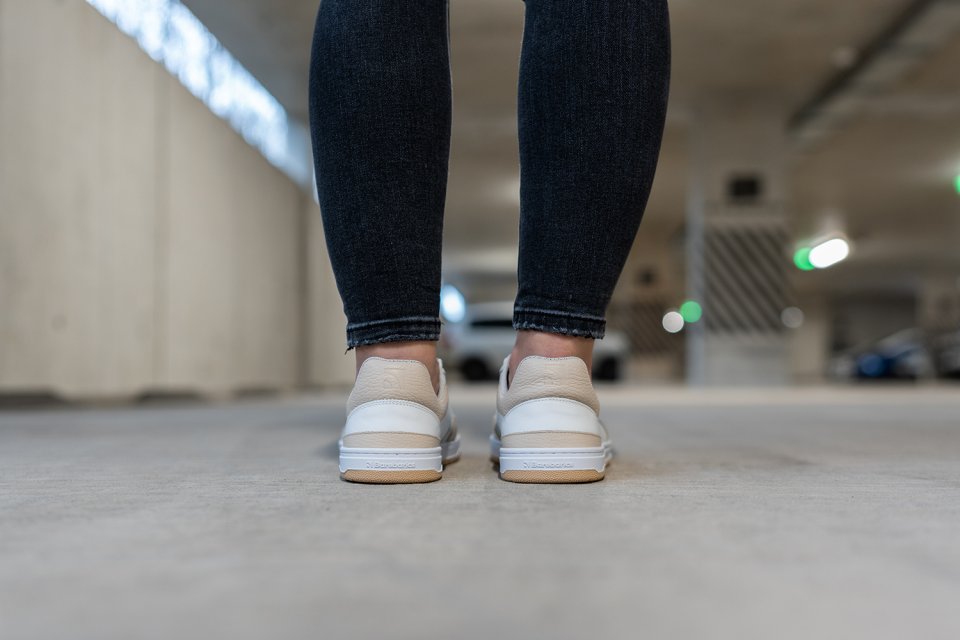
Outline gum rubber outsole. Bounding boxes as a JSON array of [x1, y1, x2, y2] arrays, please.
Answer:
[[340, 448, 460, 485], [490, 435, 610, 484], [341, 469, 442, 484], [500, 468, 605, 484]]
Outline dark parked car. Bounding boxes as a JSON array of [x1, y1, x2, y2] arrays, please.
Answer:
[[829, 328, 935, 380]]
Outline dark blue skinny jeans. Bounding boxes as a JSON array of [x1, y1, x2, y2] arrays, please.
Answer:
[[309, 0, 670, 348]]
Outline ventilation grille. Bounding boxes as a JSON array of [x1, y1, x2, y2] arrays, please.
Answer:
[[703, 220, 791, 335]]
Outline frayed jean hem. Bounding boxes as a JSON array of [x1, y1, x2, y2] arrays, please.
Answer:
[[345, 316, 442, 350], [513, 307, 606, 340]]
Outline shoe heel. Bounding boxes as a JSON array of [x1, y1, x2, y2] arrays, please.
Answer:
[[339, 446, 443, 484], [491, 435, 608, 484]]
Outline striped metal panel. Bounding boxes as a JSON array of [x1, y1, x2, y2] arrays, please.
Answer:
[[702, 218, 791, 336]]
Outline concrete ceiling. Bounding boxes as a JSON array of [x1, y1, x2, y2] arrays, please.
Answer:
[[182, 0, 960, 289]]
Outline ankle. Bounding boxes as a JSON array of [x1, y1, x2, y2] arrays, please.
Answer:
[[356, 341, 440, 394], [509, 330, 594, 386]]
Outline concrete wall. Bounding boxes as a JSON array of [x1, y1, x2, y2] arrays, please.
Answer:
[[0, 0, 351, 397], [306, 199, 354, 389]]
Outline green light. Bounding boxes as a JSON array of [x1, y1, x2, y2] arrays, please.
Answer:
[[793, 247, 815, 271], [954, 174, 960, 195], [679, 300, 703, 323]]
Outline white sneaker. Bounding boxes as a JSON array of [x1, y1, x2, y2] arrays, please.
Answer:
[[339, 357, 460, 483], [491, 355, 612, 483]]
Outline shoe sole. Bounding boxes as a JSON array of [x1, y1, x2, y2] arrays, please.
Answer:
[[341, 468, 444, 484], [490, 434, 611, 484], [339, 437, 461, 484], [500, 468, 605, 483]]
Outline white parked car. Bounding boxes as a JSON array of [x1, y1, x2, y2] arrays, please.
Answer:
[[440, 302, 630, 381]]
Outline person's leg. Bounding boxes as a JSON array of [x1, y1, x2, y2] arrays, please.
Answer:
[[309, 0, 452, 392], [310, 0, 458, 483], [510, 0, 670, 381], [493, 0, 670, 482]]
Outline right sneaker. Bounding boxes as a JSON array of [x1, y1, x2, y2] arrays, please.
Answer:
[[339, 357, 460, 484], [491, 354, 612, 483]]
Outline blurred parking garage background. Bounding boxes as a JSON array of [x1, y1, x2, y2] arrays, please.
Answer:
[[4, 3, 960, 639], [3, 0, 960, 399]]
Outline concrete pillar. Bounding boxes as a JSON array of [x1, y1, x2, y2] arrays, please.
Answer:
[[787, 294, 829, 383], [685, 107, 791, 386]]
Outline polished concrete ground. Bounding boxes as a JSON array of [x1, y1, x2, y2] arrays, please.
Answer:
[[2, 384, 959, 639]]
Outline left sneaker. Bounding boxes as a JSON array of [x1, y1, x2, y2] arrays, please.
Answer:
[[339, 357, 460, 484]]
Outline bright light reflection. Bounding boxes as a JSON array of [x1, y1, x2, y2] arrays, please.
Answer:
[[662, 310, 685, 334], [781, 307, 805, 329], [85, 0, 309, 186], [808, 238, 850, 269], [793, 247, 815, 271], [440, 284, 466, 323], [680, 300, 703, 323]]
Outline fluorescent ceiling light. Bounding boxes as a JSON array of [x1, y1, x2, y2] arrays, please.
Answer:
[[808, 238, 851, 269], [85, 0, 311, 188]]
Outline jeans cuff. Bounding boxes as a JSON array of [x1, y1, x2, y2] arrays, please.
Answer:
[[345, 316, 442, 350], [513, 307, 606, 339]]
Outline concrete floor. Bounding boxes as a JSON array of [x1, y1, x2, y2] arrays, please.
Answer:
[[2, 385, 959, 640]]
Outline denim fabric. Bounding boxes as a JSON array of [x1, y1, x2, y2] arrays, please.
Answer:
[[310, 0, 670, 348], [309, 0, 451, 348]]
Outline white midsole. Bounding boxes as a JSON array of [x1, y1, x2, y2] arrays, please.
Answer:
[[339, 435, 461, 473], [490, 434, 611, 474]]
